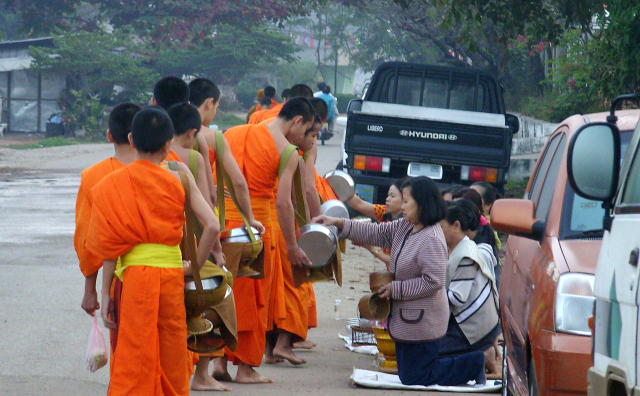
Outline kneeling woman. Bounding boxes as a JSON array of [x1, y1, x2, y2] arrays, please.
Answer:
[[439, 200, 501, 373], [314, 177, 485, 386]]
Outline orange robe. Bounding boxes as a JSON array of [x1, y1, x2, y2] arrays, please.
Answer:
[[223, 123, 280, 367], [74, 157, 125, 363], [248, 103, 283, 124], [255, 98, 279, 112], [165, 150, 181, 163], [86, 160, 190, 396], [270, 195, 308, 341], [75, 158, 125, 277]]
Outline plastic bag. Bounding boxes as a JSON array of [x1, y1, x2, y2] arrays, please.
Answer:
[[85, 313, 108, 373]]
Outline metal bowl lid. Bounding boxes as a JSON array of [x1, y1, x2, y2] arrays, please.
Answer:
[[296, 224, 337, 269], [185, 275, 224, 291], [220, 226, 261, 240], [321, 199, 350, 219], [324, 170, 355, 202]]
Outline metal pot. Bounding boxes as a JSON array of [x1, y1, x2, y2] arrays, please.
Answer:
[[295, 223, 337, 269], [324, 170, 356, 202], [321, 199, 350, 219], [220, 226, 262, 243], [184, 275, 225, 291]]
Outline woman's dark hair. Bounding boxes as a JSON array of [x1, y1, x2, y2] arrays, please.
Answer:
[[382, 177, 409, 222], [452, 187, 484, 214], [322, 85, 331, 94], [445, 199, 480, 231], [472, 181, 498, 205], [401, 177, 447, 226], [440, 184, 464, 197]]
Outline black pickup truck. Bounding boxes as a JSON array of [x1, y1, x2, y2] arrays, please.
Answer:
[[343, 62, 518, 204]]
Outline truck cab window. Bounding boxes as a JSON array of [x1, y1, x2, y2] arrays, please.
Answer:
[[422, 78, 448, 109], [395, 75, 422, 106]]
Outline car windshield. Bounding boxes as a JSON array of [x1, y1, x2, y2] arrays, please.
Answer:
[[561, 130, 633, 239]]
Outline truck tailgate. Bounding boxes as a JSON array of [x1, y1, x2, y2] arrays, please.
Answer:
[[346, 112, 512, 169]]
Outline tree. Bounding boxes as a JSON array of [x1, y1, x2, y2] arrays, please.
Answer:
[[152, 23, 297, 102], [30, 29, 159, 137]]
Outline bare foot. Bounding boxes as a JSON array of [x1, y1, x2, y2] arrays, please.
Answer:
[[191, 375, 231, 391], [212, 356, 232, 382], [263, 356, 284, 364], [273, 346, 306, 365], [292, 339, 317, 349], [235, 364, 273, 384]]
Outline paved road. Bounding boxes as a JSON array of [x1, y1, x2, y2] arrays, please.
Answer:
[[0, 135, 480, 395]]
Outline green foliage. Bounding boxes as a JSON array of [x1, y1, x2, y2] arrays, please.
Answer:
[[60, 89, 107, 139], [213, 112, 246, 129], [543, 1, 640, 121], [8, 137, 77, 150], [153, 24, 297, 86], [30, 29, 159, 104]]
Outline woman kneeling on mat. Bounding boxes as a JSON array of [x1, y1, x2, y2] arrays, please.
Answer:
[[313, 177, 486, 387]]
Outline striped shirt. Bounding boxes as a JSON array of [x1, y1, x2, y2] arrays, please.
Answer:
[[341, 219, 450, 342]]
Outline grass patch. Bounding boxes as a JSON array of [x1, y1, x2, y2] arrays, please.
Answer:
[[8, 137, 77, 150], [213, 112, 245, 129]]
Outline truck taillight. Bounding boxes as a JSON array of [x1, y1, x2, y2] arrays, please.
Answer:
[[354, 155, 390, 173], [461, 166, 498, 183]]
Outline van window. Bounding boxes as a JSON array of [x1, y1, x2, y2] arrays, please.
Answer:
[[535, 135, 566, 220], [529, 134, 561, 202]]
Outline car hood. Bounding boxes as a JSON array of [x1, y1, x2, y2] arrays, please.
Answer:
[[558, 239, 602, 274]]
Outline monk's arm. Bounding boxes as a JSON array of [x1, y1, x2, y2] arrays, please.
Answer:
[[186, 171, 221, 269], [347, 194, 377, 219], [221, 136, 264, 232], [193, 153, 216, 213], [196, 133, 217, 206], [100, 259, 117, 329], [303, 147, 322, 218], [277, 154, 311, 267]]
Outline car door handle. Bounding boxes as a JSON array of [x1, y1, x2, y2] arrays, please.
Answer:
[[629, 248, 639, 266]]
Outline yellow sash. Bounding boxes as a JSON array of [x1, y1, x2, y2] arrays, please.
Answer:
[[115, 243, 182, 280]]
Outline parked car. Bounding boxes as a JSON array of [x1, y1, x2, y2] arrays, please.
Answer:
[[566, 94, 640, 396], [343, 61, 519, 203], [490, 109, 640, 396]]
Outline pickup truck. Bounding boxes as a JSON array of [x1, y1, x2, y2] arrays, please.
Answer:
[[343, 61, 518, 204]]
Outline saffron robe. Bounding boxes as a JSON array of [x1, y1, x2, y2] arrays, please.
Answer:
[[222, 123, 280, 367], [86, 160, 190, 396], [248, 103, 283, 124]]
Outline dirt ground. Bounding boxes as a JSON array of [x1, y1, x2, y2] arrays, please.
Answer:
[[0, 134, 479, 396]]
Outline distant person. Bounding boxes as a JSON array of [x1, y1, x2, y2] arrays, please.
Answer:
[[314, 82, 339, 125], [441, 184, 464, 202], [258, 96, 272, 111], [471, 181, 502, 250], [317, 85, 336, 134], [260, 85, 278, 110], [280, 88, 290, 103], [248, 84, 313, 124], [246, 89, 265, 122]]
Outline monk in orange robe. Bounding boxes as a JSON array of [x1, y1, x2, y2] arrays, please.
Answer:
[[87, 107, 221, 396], [213, 97, 315, 383], [76, 104, 141, 365]]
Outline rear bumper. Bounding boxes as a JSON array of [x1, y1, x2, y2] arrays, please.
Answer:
[[533, 330, 592, 396]]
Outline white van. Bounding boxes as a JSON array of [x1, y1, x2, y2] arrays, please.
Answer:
[[566, 97, 640, 396]]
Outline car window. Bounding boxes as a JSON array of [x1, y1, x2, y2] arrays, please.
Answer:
[[535, 135, 566, 220], [528, 134, 561, 202], [621, 149, 640, 205], [422, 77, 448, 109], [395, 75, 423, 106]]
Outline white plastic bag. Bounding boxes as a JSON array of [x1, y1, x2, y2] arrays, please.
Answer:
[[85, 313, 108, 373]]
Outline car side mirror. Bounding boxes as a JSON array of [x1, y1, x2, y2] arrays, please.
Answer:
[[347, 99, 363, 114], [505, 113, 520, 135], [567, 122, 620, 202], [490, 199, 545, 241]]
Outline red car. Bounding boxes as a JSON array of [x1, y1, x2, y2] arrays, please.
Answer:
[[491, 110, 640, 396]]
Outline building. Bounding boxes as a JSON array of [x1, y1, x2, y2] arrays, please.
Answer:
[[0, 37, 66, 133]]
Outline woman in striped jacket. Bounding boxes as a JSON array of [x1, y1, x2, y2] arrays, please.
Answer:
[[313, 177, 486, 387]]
